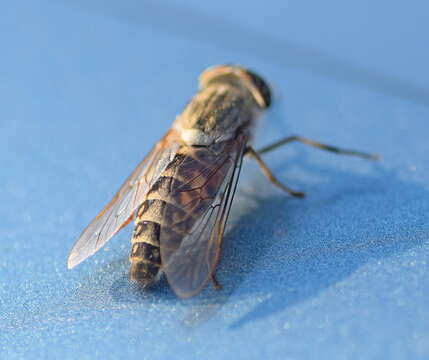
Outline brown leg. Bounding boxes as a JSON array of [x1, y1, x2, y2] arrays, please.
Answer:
[[257, 135, 379, 160], [245, 146, 305, 198], [211, 273, 223, 291]]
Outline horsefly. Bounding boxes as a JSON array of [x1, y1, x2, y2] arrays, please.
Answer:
[[67, 65, 377, 298]]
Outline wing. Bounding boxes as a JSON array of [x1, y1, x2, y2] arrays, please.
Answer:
[[160, 135, 247, 298], [67, 130, 181, 269]]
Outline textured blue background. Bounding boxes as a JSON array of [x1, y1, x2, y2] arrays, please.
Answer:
[[1, 1, 429, 359]]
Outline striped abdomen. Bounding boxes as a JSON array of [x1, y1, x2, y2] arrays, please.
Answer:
[[129, 146, 231, 286], [129, 214, 161, 285]]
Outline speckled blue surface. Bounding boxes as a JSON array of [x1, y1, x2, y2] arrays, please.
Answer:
[[1, 1, 429, 359]]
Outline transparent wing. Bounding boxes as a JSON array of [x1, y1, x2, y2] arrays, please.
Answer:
[[67, 130, 180, 269], [160, 135, 247, 298]]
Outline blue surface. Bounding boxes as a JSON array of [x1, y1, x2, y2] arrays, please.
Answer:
[[1, 1, 429, 359]]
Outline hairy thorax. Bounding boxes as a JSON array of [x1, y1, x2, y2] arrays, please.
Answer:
[[173, 83, 260, 146]]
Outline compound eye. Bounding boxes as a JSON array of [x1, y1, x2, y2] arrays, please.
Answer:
[[245, 70, 272, 108]]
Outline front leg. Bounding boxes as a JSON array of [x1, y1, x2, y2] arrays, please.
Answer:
[[257, 135, 379, 159]]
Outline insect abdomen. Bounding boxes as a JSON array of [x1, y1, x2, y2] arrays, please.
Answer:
[[129, 170, 193, 286], [129, 214, 161, 285], [129, 149, 227, 286]]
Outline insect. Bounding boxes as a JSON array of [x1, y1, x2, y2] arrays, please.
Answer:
[[67, 65, 377, 298]]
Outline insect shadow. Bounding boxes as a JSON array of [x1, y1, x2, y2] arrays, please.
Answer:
[[217, 156, 429, 329], [109, 268, 177, 303]]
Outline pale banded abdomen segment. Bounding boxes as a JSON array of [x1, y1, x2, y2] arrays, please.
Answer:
[[129, 147, 230, 286], [129, 216, 161, 284]]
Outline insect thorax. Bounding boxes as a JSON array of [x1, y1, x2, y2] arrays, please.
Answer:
[[174, 82, 260, 146]]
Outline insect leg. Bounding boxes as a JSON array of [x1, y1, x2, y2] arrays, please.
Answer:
[[245, 146, 305, 198], [257, 136, 379, 160], [211, 273, 223, 290]]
